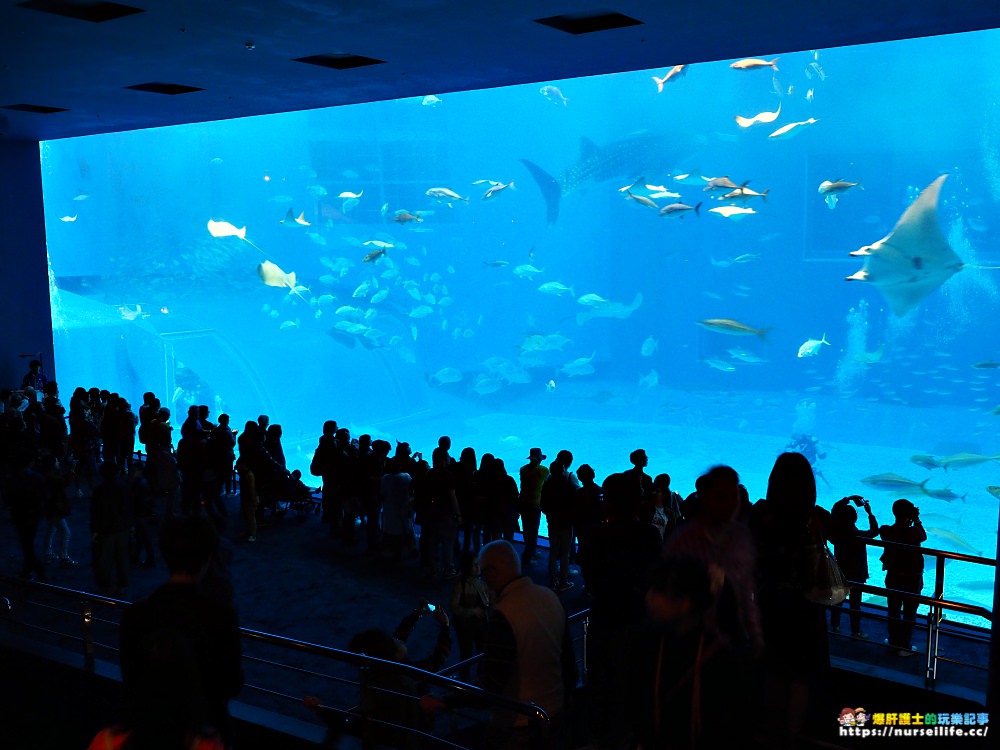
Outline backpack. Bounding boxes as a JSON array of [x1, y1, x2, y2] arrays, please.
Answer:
[[540, 472, 569, 516]]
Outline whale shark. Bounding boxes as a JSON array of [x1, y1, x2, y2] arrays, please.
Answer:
[[521, 132, 670, 225]]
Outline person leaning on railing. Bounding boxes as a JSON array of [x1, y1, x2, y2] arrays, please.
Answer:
[[305, 600, 451, 750]]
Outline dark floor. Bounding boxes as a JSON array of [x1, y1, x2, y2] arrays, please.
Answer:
[[1, 485, 993, 747]]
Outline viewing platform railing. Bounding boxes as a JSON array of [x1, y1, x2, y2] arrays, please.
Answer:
[[0, 574, 588, 748]]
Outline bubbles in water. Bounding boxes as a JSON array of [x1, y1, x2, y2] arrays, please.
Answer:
[[980, 100, 1000, 202], [942, 217, 998, 329], [46, 250, 65, 332], [834, 298, 869, 394], [792, 398, 816, 435]]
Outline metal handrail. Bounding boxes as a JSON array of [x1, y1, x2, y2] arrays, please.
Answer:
[[436, 607, 591, 680], [0, 574, 551, 744], [841, 537, 995, 683]]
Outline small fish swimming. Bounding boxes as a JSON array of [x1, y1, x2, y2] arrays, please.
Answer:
[[797, 333, 830, 358], [702, 176, 743, 192], [818, 179, 862, 195], [768, 118, 819, 140], [641, 335, 658, 357], [393, 212, 423, 224], [926, 528, 980, 556], [577, 293, 609, 307], [721, 187, 769, 203], [561, 353, 596, 377], [538, 281, 575, 297], [730, 57, 779, 71], [60, 214, 78, 222], [370, 289, 389, 304], [727, 348, 767, 364], [540, 85, 568, 106], [709, 206, 756, 221], [860, 473, 929, 492], [697, 319, 768, 337], [306, 185, 328, 198], [639, 369, 659, 389], [363, 248, 386, 263], [935, 452, 1000, 470], [705, 359, 737, 372], [658, 202, 701, 218], [921, 486, 965, 502], [409, 305, 434, 319], [482, 181, 515, 201], [513, 264, 545, 279], [422, 95, 441, 107], [430, 367, 462, 384], [338, 190, 364, 199], [652, 65, 687, 92], [426, 187, 469, 206], [625, 191, 659, 210], [546, 379, 557, 393], [483, 260, 509, 268], [911, 454, 943, 470]]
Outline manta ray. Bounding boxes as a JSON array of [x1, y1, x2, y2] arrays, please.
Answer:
[[846, 175, 964, 316]]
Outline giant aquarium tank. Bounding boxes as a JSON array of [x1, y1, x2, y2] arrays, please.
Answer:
[[42, 29, 999, 622]]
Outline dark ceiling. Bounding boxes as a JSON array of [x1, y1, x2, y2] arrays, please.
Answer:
[[2, 1, 999, 143]]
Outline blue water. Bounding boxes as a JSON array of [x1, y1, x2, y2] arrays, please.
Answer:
[[41, 30, 1000, 620]]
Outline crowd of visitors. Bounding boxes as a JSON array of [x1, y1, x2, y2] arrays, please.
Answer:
[[1, 370, 937, 750]]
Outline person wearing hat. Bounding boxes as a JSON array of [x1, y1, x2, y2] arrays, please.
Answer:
[[518, 448, 549, 568]]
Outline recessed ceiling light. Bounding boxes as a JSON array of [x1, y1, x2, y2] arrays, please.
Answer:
[[16, 1, 145, 23], [124, 82, 204, 95], [1, 103, 69, 114], [294, 54, 386, 70], [533, 11, 643, 35]]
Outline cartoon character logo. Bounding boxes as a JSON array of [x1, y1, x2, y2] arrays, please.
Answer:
[[854, 708, 868, 726], [838, 707, 856, 726]]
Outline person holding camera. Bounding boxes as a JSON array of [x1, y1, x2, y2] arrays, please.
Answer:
[[827, 496, 879, 638], [878, 499, 927, 656]]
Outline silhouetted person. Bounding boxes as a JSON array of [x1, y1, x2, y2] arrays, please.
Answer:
[[827, 495, 879, 638], [577, 472, 662, 746], [620, 556, 754, 750], [749, 452, 828, 750], [879, 498, 926, 656], [91, 462, 132, 596], [7, 457, 49, 581], [119, 515, 243, 745], [518, 448, 548, 568], [21, 358, 47, 391], [623, 448, 653, 497]]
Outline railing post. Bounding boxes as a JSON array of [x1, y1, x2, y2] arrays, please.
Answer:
[[357, 665, 373, 748], [925, 555, 947, 682], [81, 600, 95, 673], [581, 615, 589, 683]]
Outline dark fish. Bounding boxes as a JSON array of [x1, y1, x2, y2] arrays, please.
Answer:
[[521, 132, 670, 225]]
